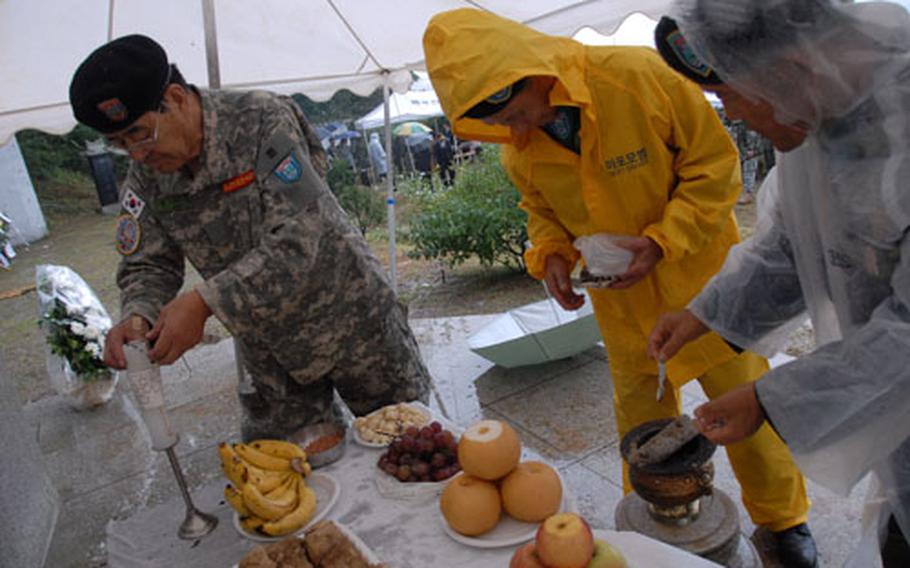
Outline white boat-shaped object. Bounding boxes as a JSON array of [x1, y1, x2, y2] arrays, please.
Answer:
[[468, 295, 601, 368]]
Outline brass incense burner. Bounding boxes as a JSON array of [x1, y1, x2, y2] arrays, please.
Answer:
[[615, 418, 761, 567], [621, 418, 716, 523]]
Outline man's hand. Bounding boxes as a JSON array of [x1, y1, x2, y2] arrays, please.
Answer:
[[609, 236, 663, 289], [104, 315, 151, 369], [147, 290, 213, 365], [544, 254, 585, 310], [647, 309, 710, 361], [694, 383, 766, 445]]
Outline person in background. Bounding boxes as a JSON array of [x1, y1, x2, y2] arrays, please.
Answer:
[[738, 148, 759, 204], [432, 131, 455, 187], [649, 1, 910, 565], [69, 34, 431, 440], [442, 121, 455, 146], [368, 132, 389, 182], [423, 9, 815, 566], [410, 135, 434, 190]]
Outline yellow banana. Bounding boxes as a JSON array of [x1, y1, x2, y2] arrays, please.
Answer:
[[246, 464, 291, 493], [242, 481, 297, 521], [234, 443, 292, 472], [224, 484, 249, 516], [262, 484, 318, 536], [264, 475, 299, 508], [301, 461, 312, 478], [218, 443, 246, 488], [251, 439, 308, 462], [240, 515, 265, 532]]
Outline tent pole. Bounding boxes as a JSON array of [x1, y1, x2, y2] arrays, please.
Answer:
[[201, 0, 221, 89], [106, 0, 115, 41], [383, 71, 397, 292]]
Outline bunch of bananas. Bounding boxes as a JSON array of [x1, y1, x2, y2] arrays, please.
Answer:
[[219, 439, 317, 537]]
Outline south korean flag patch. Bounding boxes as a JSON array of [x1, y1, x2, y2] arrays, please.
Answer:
[[121, 188, 146, 218]]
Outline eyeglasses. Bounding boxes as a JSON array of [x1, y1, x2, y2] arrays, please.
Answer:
[[105, 110, 162, 152]]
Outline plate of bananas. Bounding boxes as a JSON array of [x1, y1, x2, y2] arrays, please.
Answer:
[[219, 439, 340, 542]]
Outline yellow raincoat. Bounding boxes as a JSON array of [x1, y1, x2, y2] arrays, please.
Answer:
[[425, 9, 808, 531]]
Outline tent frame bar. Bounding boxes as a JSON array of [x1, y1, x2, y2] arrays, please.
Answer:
[[383, 71, 397, 292], [201, 0, 221, 89]]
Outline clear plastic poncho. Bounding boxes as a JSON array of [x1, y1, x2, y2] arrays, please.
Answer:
[[674, 1, 910, 564], [368, 132, 388, 176]]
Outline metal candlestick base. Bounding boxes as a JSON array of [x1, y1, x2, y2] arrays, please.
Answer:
[[164, 445, 218, 540]]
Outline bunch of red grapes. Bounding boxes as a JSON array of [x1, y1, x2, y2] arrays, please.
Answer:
[[377, 421, 461, 482]]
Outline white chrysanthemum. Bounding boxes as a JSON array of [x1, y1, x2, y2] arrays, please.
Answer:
[[83, 325, 102, 341], [69, 322, 86, 335], [86, 342, 102, 358]]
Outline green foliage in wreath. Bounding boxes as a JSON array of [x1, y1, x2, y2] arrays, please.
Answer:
[[40, 299, 109, 381]]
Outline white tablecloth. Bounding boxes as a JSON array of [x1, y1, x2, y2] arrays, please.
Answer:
[[107, 432, 721, 568]]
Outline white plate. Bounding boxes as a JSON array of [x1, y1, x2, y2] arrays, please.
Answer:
[[352, 428, 401, 448], [373, 466, 451, 501], [232, 521, 382, 568], [352, 400, 448, 448], [232, 472, 340, 542], [334, 522, 383, 564], [591, 529, 723, 567], [439, 472, 571, 549]]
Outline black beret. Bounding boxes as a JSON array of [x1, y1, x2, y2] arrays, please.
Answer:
[[654, 16, 723, 86], [69, 34, 171, 134], [463, 78, 528, 119]]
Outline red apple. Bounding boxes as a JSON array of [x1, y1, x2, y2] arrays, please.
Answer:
[[510, 542, 548, 568], [535, 513, 594, 568], [587, 539, 627, 568]]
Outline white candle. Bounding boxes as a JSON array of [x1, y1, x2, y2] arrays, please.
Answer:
[[123, 341, 178, 451]]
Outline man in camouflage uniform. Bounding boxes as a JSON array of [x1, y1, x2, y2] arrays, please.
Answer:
[[69, 35, 431, 439]]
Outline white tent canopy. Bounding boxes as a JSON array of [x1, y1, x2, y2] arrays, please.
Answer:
[[1, 0, 672, 288], [0, 0, 673, 145], [355, 89, 442, 130]]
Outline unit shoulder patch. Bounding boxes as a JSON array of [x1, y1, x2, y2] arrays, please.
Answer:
[[115, 214, 142, 256], [273, 153, 302, 183], [666, 30, 713, 78]]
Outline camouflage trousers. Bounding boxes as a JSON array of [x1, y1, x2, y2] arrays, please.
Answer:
[[235, 319, 432, 441]]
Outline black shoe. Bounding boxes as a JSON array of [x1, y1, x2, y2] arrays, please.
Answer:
[[882, 515, 910, 567], [773, 523, 818, 568]]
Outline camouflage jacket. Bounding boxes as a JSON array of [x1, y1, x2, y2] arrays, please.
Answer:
[[115, 88, 401, 386]]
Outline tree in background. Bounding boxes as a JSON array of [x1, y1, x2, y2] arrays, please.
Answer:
[[292, 89, 383, 124], [325, 160, 385, 236], [16, 89, 384, 217], [16, 125, 130, 216], [405, 146, 528, 272]]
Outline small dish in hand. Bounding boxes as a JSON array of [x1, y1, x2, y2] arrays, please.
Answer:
[[288, 422, 346, 468], [571, 267, 619, 289]]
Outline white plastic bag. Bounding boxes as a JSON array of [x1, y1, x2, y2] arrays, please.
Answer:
[[36, 264, 117, 410], [573, 234, 634, 280]]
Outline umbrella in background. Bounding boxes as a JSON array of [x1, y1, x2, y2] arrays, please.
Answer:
[[393, 121, 432, 137], [468, 290, 602, 368], [403, 131, 432, 149], [330, 130, 362, 141]]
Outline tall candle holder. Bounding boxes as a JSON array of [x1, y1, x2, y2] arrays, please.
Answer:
[[123, 341, 217, 540]]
